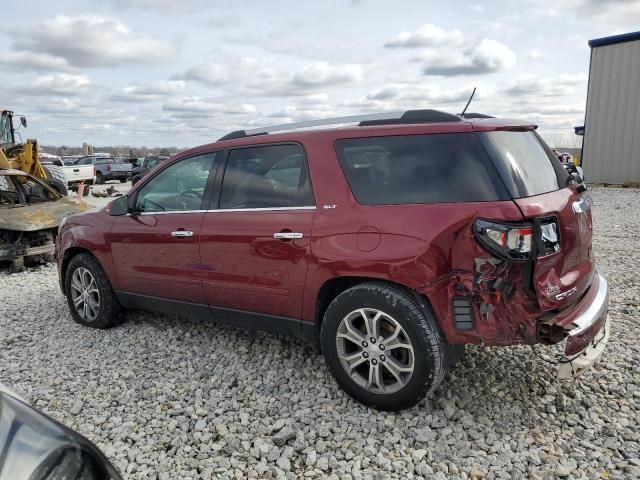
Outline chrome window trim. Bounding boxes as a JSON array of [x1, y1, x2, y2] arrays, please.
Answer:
[[207, 206, 316, 213], [132, 206, 316, 216]]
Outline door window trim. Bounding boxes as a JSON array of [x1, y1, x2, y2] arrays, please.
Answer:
[[129, 151, 220, 214], [131, 205, 316, 216], [209, 141, 316, 211]]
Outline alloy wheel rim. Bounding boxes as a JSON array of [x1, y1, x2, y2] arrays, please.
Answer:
[[70, 267, 100, 322], [336, 308, 415, 394]]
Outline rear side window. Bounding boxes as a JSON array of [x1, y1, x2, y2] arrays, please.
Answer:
[[334, 133, 509, 205], [479, 131, 566, 198], [219, 144, 314, 209]]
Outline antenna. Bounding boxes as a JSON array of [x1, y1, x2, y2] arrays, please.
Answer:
[[460, 87, 477, 117]]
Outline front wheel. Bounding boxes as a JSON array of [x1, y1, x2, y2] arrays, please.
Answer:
[[95, 173, 104, 184], [321, 282, 445, 411], [64, 253, 121, 329]]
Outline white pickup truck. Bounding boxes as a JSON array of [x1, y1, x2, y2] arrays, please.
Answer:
[[39, 155, 94, 195], [63, 162, 95, 192]]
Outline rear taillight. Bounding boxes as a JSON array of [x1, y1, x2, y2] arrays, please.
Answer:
[[107, 164, 112, 172], [93, 165, 96, 177], [474, 219, 533, 261]]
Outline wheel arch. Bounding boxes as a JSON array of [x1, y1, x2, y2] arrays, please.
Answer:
[[313, 276, 441, 338], [60, 247, 101, 294]]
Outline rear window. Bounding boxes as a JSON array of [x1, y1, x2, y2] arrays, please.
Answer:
[[334, 133, 509, 205], [479, 131, 566, 198]]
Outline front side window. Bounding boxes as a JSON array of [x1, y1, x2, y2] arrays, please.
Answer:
[[135, 153, 215, 213], [335, 133, 509, 205], [219, 144, 314, 209]]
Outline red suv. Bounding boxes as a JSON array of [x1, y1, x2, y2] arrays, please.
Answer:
[[56, 110, 609, 410]]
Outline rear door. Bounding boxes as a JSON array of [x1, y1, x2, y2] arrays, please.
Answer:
[[109, 152, 217, 303], [199, 143, 315, 319], [480, 130, 595, 311]]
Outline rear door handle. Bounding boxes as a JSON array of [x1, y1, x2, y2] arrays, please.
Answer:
[[171, 230, 193, 237], [273, 232, 303, 240]]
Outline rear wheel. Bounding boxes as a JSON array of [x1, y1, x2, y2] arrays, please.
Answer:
[[321, 282, 445, 410], [43, 178, 68, 196], [64, 253, 121, 329], [119, 178, 127, 183]]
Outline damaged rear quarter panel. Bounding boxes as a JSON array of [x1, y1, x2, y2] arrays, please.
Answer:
[[307, 199, 542, 346]]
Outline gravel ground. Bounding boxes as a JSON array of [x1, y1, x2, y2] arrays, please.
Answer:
[[1, 187, 638, 480]]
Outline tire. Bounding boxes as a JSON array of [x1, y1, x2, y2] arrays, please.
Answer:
[[64, 253, 121, 329], [119, 178, 127, 183], [320, 282, 445, 411], [43, 178, 68, 196], [42, 165, 68, 195], [95, 172, 104, 184]]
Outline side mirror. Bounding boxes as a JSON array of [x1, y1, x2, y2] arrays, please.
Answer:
[[20, 116, 27, 128], [0, 391, 122, 480], [109, 195, 129, 216]]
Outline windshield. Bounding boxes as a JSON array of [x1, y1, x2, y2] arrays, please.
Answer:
[[0, 112, 13, 146], [0, 174, 62, 206]]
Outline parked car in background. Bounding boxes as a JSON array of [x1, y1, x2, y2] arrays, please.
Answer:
[[76, 156, 131, 184], [0, 382, 121, 480], [131, 155, 169, 186], [56, 109, 609, 411]]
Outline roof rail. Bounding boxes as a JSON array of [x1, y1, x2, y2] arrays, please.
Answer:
[[217, 109, 468, 141]]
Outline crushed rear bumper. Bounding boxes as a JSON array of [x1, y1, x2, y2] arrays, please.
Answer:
[[555, 271, 610, 378]]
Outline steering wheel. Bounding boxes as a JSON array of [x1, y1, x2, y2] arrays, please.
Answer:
[[176, 189, 203, 210], [0, 191, 17, 205]]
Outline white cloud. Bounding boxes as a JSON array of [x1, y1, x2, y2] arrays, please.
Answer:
[[384, 24, 464, 48], [27, 74, 91, 96], [182, 63, 230, 85], [12, 15, 175, 67], [0, 50, 71, 71], [291, 62, 363, 87], [506, 73, 587, 97], [423, 38, 516, 76], [526, 49, 545, 60], [530, 0, 640, 25], [342, 83, 480, 113], [162, 96, 257, 119], [112, 80, 186, 102], [181, 59, 363, 96]]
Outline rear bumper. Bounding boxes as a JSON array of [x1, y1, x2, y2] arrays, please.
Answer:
[[561, 271, 609, 356], [558, 316, 610, 379]]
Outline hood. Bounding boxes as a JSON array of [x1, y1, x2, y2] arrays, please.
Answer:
[[0, 197, 90, 231]]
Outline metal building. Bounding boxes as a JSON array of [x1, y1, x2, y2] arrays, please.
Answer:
[[582, 31, 640, 184]]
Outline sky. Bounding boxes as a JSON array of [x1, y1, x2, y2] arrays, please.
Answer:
[[1, 0, 639, 149]]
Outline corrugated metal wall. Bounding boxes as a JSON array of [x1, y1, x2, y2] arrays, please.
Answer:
[[583, 40, 640, 184]]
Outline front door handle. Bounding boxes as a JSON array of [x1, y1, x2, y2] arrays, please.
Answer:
[[273, 232, 303, 240], [171, 230, 193, 237]]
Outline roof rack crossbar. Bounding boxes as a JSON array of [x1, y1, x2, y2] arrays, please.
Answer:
[[244, 111, 405, 135]]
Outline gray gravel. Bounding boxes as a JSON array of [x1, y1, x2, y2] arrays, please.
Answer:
[[1, 186, 639, 479]]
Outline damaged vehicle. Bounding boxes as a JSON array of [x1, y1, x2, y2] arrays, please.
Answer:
[[1, 169, 88, 267], [56, 109, 609, 410]]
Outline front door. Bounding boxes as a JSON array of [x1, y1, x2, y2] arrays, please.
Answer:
[[109, 152, 217, 304], [199, 143, 315, 319]]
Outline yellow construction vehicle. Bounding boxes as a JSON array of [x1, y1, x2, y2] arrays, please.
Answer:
[[0, 109, 67, 193], [1, 109, 88, 268]]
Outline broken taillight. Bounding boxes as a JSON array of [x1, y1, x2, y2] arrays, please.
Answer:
[[474, 219, 533, 261], [537, 217, 561, 256]]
